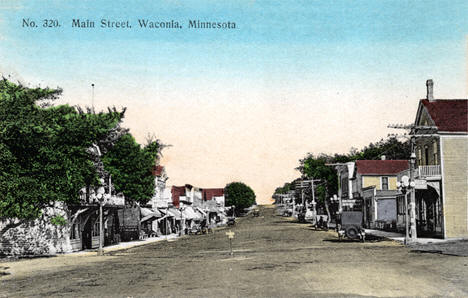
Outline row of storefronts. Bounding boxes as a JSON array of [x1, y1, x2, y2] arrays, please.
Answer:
[[0, 164, 229, 256]]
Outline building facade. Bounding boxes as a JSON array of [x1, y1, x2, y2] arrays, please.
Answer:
[[404, 80, 468, 238]]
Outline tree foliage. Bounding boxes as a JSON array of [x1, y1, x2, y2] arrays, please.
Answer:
[[0, 79, 124, 233], [102, 133, 162, 204], [225, 182, 256, 212], [274, 182, 292, 194]]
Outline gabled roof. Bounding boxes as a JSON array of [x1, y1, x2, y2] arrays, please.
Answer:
[[356, 160, 409, 175], [418, 99, 468, 133], [202, 188, 224, 201]]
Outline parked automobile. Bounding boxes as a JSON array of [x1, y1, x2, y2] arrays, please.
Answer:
[[336, 211, 365, 241]]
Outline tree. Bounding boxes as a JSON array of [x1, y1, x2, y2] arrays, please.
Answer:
[[225, 182, 256, 213], [102, 133, 162, 204], [297, 153, 337, 221], [274, 182, 292, 194], [349, 137, 410, 161], [0, 79, 124, 237]]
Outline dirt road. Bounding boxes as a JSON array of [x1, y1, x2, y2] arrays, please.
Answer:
[[1, 205, 467, 297]]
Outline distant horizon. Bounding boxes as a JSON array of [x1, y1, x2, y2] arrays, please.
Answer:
[[1, 1, 467, 204]]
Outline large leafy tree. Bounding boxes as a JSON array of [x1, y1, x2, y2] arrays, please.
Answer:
[[102, 133, 162, 204], [0, 79, 124, 236], [225, 182, 256, 213]]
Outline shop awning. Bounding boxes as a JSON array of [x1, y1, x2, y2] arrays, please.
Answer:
[[182, 206, 203, 220], [156, 215, 171, 222], [194, 207, 207, 217], [207, 206, 219, 213], [158, 208, 174, 217], [141, 214, 159, 223], [168, 208, 182, 219], [141, 207, 162, 218]]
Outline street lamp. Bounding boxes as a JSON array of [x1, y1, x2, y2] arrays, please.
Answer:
[[96, 183, 110, 256], [409, 150, 417, 242], [179, 206, 185, 236], [397, 175, 416, 245]]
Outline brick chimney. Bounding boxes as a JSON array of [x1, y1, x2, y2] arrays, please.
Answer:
[[426, 79, 434, 101]]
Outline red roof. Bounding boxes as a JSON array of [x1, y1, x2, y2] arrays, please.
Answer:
[[421, 99, 468, 132], [356, 160, 409, 175], [152, 165, 164, 177], [171, 186, 186, 208], [202, 188, 224, 201]]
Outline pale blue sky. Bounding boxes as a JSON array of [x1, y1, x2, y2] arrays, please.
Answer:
[[0, 1, 466, 203]]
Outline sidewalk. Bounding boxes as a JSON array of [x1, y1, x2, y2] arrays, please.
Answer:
[[66, 234, 180, 257], [364, 229, 464, 245]]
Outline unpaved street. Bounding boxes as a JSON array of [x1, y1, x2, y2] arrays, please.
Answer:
[[1, 205, 467, 297]]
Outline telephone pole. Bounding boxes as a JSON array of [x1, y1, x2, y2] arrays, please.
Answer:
[[91, 83, 95, 110], [295, 178, 320, 225]]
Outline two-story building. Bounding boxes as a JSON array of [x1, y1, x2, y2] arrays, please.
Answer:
[[356, 159, 409, 229], [335, 159, 409, 229], [400, 80, 468, 238]]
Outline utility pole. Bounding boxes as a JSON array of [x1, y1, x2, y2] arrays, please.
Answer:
[[409, 137, 417, 242], [91, 83, 95, 110], [295, 178, 320, 224]]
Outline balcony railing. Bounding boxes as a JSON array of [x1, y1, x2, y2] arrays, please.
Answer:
[[418, 165, 441, 177]]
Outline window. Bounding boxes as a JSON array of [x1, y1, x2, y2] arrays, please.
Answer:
[[424, 146, 429, 165], [92, 221, 100, 237], [433, 141, 438, 165], [70, 223, 80, 240], [417, 148, 422, 166], [397, 196, 405, 215], [341, 177, 348, 197], [381, 177, 389, 190]]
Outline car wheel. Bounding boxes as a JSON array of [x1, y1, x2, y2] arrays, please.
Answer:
[[345, 226, 359, 239]]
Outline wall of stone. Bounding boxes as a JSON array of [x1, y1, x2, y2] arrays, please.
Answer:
[[0, 207, 73, 257]]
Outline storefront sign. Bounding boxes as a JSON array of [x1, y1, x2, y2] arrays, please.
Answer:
[[414, 179, 427, 190]]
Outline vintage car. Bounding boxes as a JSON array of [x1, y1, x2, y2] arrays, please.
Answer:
[[336, 211, 365, 241]]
